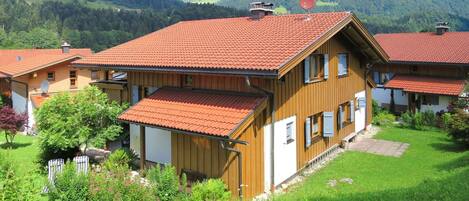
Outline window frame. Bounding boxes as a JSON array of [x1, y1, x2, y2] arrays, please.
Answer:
[[69, 70, 77, 88], [309, 112, 323, 138], [47, 72, 55, 81], [91, 70, 99, 80], [338, 53, 349, 77], [338, 102, 352, 130], [183, 75, 193, 88], [305, 54, 326, 83], [422, 95, 439, 105]]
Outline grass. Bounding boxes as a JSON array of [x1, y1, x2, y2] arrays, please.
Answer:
[[275, 127, 469, 201], [0, 134, 47, 199]]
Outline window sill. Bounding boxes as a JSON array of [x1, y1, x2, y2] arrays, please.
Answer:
[[338, 74, 349, 79], [70, 86, 78, 89], [306, 78, 325, 84]]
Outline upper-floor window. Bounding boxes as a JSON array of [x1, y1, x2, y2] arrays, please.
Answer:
[[70, 70, 77, 88], [47, 72, 55, 81], [304, 54, 329, 83], [373, 71, 393, 85], [183, 75, 193, 88], [91, 70, 99, 80], [338, 53, 349, 77]]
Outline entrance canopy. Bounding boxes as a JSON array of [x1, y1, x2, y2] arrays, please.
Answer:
[[384, 75, 466, 96], [119, 88, 267, 137]]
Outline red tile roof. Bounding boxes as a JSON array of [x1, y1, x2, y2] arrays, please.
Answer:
[[0, 49, 92, 77], [119, 88, 267, 137], [384, 75, 466, 96], [375, 32, 469, 64], [74, 12, 352, 72]]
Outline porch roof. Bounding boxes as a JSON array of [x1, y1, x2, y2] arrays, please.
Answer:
[[384, 75, 466, 96], [118, 88, 267, 137]]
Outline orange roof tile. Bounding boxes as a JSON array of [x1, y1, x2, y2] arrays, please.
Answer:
[[74, 12, 352, 72], [30, 94, 50, 108], [0, 49, 92, 77], [375, 32, 469, 64], [384, 75, 466, 96], [118, 88, 267, 137]]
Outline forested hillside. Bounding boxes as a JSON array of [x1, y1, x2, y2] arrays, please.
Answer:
[[0, 0, 247, 51], [197, 0, 469, 33]]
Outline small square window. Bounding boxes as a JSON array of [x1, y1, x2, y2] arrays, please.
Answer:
[[70, 71, 77, 78], [91, 70, 99, 80], [286, 122, 294, 144], [183, 75, 193, 87], [309, 113, 323, 138], [47, 72, 55, 81]]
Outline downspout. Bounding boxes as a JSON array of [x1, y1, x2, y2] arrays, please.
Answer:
[[244, 76, 276, 191], [10, 79, 29, 115], [220, 141, 244, 200]]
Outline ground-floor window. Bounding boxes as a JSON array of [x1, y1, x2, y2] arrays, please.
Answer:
[[422, 95, 439, 105]]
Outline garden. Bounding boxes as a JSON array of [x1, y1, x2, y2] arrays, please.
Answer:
[[0, 87, 232, 201], [275, 98, 469, 201]]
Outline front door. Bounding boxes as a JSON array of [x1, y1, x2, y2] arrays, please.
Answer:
[[355, 91, 366, 133]]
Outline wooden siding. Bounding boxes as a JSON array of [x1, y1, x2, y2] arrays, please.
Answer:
[[171, 110, 266, 199], [272, 35, 368, 169], [374, 63, 467, 79]]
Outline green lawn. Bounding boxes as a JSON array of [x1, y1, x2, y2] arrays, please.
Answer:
[[275, 127, 469, 201], [0, 134, 47, 197]]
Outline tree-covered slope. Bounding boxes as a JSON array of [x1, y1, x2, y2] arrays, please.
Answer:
[[211, 0, 469, 33]]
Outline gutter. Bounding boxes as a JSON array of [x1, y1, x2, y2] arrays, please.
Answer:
[[244, 76, 276, 191]]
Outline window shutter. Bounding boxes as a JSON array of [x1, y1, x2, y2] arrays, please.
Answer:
[[359, 97, 366, 109], [304, 56, 310, 83], [338, 105, 344, 129], [323, 112, 334, 137], [305, 118, 311, 148], [324, 54, 329, 79], [350, 100, 355, 122]]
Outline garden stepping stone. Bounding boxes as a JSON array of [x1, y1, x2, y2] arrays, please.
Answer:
[[348, 138, 409, 157]]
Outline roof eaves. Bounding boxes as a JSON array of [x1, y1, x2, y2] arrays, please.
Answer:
[[73, 64, 279, 77], [11, 54, 84, 77], [389, 60, 469, 67]]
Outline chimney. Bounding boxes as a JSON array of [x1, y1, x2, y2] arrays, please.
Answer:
[[249, 2, 274, 20], [435, 22, 449, 35], [61, 41, 71, 53]]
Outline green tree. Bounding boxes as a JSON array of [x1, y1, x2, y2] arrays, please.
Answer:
[[35, 86, 126, 162]]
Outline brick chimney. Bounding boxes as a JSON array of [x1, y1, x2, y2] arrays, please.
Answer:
[[435, 22, 449, 35], [249, 2, 274, 20]]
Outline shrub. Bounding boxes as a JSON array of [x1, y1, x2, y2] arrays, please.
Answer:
[[372, 111, 396, 127], [0, 153, 40, 201], [0, 106, 28, 146], [103, 149, 132, 170], [191, 179, 231, 201], [48, 162, 89, 201], [445, 109, 469, 146], [147, 165, 181, 201], [88, 165, 154, 201], [372, 99, 381, 117], [400, 110, 436, 130]]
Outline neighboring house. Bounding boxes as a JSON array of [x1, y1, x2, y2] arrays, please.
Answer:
[[372, 24, 468, 113], [0, 43, 102, 132], [73, 4, 388, 199]]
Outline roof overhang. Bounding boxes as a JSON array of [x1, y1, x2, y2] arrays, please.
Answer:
[[277, 13, 389, 78], [384, 75, 466, 96], [74, 64, 278, 78], [3, 55, 85, 78], [387, 60, 469, 67]]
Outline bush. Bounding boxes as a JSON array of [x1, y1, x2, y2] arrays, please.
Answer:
[[400, 110, 436, 130], [445, 109, 469, 146], [191, 179, 231, 201], [0, 153, 40, 201], [48, 162, 89, 201], [372, 111, 396, 127], [372, 99, 381, 117], [147, 165, 181, 201], [103, 149, 132, 170]]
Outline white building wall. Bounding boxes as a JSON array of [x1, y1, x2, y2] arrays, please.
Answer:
[[420, 96, 453, 113], [372, 88, 408, 106]]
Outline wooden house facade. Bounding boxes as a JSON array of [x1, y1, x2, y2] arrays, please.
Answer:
[[74, 8, 387, 199]]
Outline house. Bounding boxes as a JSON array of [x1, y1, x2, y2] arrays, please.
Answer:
[[372, 24, 468, 114], [73, 4, 388, 199], [0, 43, 103, 132]]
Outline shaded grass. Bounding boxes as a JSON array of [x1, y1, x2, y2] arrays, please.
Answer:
[[275, 127, 469, 201]]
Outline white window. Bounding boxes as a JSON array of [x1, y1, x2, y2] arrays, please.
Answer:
[[286, 122, 294, 144], [338, 53, 349, 76]]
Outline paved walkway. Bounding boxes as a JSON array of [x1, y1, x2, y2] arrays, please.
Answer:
[[348, 138, 409, 157]]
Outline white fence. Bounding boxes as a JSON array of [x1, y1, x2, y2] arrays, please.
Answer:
[[43, 156, 89, 193]]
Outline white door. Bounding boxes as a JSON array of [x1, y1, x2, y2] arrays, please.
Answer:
[[355, 91, 366, 133], [145, 127, 172, 164], [264, 116, 297, 189]]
